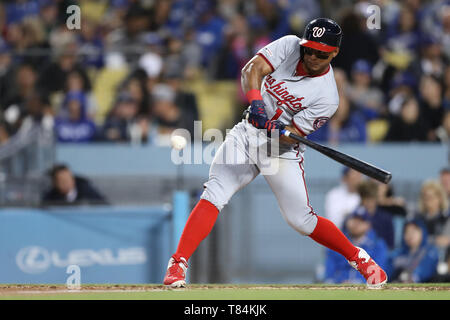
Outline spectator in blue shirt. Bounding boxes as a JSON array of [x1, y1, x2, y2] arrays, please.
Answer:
[[4, 0, 40, 25], [193, 0, 226, 68], [77, 18, 105, 70], [387, 218, 440, 283], [346, 59, 386, 120], [324, 209, 389, 284], [383, 5, 422, 65], [252, 0, 290, 41], [54, 91, 97, 143], [101, 92, 139, 142], [355, 180, 395, 249]]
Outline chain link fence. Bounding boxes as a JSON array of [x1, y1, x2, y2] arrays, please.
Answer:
[[0, 122, 55, 206]]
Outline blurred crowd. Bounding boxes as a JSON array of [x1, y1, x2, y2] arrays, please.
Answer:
[[0, 0, 450, 146], [321, 166, 450, 284], [310, 0, 450, 144]]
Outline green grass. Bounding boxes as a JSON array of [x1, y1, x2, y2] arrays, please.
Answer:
[[1, 284, 449, 300]]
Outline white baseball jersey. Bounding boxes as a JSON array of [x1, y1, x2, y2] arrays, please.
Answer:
[[256, 35, 339, 159], [200, 35, 340, 236]]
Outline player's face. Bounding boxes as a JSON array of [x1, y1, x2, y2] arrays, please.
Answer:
[[302, 47, 339, 75]]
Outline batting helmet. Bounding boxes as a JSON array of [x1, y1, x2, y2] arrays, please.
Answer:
[[300, 18, 342, 52]]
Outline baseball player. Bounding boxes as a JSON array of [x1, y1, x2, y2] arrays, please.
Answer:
[[164, 18, 387, 288]]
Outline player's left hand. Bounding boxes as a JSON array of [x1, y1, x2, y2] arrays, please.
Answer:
[[265, 120, 285, 138], [245, 111, 285, 137]]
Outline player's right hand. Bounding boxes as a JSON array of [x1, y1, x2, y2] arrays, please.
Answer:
[[248, 112, 269, 129], [247, 99, 268, 128], [249, 100, 268, 118], [246, 104, 285, 137]]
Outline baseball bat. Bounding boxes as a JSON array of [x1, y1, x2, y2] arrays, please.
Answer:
[[281, 129, 392, 184]]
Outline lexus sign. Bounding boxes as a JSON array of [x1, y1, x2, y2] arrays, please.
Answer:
[[16, 246, 147, 274]]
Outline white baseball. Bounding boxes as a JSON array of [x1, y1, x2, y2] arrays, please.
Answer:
[[171, 135, 187, 150]]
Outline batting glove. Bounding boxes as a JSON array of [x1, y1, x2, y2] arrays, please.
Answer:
[[265, 120, 286, 138], [247, 100, 269, 129], [248, 112, 268, 129], [247, 113, 285, 137], [249, 99, 268, 118], [245, 100, 285, 137]]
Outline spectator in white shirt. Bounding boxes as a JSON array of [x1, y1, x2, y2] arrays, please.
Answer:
[[324, 168, 363, 229]]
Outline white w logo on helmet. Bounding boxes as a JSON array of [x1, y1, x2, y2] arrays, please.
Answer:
[[312, 27, 326, 38]]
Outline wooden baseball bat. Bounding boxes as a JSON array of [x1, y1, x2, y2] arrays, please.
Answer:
[[281, 129, 392, 184]]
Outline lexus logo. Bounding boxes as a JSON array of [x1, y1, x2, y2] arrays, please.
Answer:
[[15, 246, 147, 274], [16, 246, 51, 274], [312, 27, 326, 38]]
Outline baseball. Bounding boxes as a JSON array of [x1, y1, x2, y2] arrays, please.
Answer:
[[171, 135, 187, 150]]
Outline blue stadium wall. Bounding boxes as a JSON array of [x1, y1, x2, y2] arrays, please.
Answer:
[[0, 142, 447, 284]]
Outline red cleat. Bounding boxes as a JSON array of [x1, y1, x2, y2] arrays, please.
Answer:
[[163, 256, 188, 288], [348, 247, 388, 288]]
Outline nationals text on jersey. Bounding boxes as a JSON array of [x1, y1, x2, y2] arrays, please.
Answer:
[[263, 74, 306, 113]]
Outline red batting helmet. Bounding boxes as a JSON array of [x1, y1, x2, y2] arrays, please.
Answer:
[[300, 18, 342, 52]]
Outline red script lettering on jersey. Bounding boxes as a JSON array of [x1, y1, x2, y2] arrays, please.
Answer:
[[264, 75, 306, 113]]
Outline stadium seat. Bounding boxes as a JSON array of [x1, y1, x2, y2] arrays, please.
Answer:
[[186, 79, 238, 132], [92, 67, 129, 124], [367, 119, 389, 143], [49, 92, 64, 115], [80, 0, 108, 23]]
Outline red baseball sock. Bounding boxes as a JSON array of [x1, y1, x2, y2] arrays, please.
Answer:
[[172, 199, 219, 262], [309, 216, 358, 260]]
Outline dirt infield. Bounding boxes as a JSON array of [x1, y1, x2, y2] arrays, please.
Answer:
[[2, 284, 447, 316], [1, 283, 449, 296]]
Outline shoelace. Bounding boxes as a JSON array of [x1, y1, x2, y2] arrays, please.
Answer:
[[354, 257, 374, 277], [168, 258, 187, 275], [168, 262, 181, 275]]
